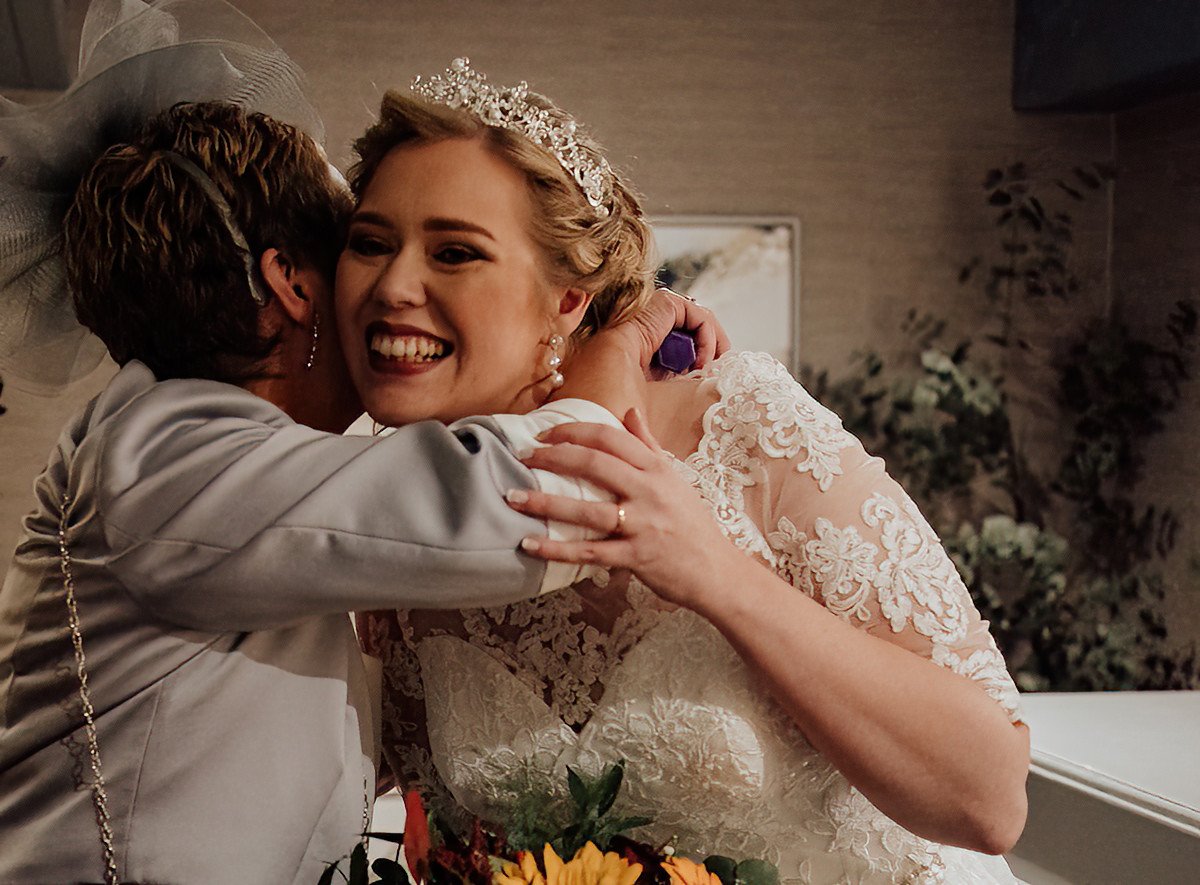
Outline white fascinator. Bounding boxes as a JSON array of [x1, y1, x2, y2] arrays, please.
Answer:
[[0, 0, 325, 393]]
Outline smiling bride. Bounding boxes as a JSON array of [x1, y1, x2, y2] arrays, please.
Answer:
[[347, 60, 1029, 884]]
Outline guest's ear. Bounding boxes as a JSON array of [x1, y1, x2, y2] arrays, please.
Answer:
[[556, 287, 594, 335], [259, 247, 312, 326]]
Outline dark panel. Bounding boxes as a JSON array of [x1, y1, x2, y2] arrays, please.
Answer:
[[0, 0, 70, 91], [1014, 0, 1200, 112], [0, 1, 27, 88]]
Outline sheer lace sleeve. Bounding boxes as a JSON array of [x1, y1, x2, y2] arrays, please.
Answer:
[[689, 352, 1023, 724]]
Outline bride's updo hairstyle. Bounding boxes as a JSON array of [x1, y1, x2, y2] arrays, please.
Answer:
[[348, 88, 655, 341]]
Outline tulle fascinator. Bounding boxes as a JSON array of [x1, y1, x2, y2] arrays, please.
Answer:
[[0, 0, 325, 393]]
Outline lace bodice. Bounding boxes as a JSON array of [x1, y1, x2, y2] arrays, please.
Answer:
[[360, 352, 1022, 884]]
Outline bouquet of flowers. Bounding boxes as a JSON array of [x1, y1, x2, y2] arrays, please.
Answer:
[[321, 761, 779, 885]]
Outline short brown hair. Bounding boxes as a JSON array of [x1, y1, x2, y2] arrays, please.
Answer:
[[348, 91, 654, 340], [64, 101, 350, 382]]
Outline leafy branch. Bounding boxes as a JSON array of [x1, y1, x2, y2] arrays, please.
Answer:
[[806, 162, 1198, 692]]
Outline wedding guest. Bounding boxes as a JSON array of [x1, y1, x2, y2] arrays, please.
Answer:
[[0, 5, 720, 882]]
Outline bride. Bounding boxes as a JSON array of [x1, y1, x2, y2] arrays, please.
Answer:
[[343, 60, 1029, 883]]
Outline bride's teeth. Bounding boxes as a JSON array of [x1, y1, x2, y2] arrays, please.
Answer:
[[371, 333, 446, 362]]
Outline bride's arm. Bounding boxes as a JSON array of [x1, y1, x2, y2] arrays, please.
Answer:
[[508, 411, 1029, 856]]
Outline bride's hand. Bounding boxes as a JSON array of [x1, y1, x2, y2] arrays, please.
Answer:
[[506, 408, 737, 612]]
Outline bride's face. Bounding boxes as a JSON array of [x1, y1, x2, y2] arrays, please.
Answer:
[[336, 138, 564, 426]]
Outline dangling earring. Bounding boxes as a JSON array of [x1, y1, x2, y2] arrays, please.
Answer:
[[547, 334, 565, 389], [305, 310, 320, 370]]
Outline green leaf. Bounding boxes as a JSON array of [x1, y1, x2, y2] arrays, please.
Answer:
[[560, 821, 584, 856], [702, 855, 738, 885], [1056, 180, 1084, 200], [593, 760, 625, 815], [734, 858, 780, 885], [603, 814, 653, 832], [371, 857, 412, 885], [566, 766, 589, 809], [348, 843, 369, 885]]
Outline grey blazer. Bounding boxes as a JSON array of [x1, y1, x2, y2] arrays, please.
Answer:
[[0, 361, 590, 884]]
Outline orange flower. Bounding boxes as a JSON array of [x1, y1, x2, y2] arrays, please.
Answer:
[[494, 842, 642, 885], [495, 847, 547, 885], [402, 790, 431, 883], [662, 856, 723, 885]]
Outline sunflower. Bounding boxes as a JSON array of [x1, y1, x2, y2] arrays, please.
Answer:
[[494, 842, 643, 885], [661, 856, 724, 885]]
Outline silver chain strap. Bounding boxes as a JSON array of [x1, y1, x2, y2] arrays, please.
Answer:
[[59, 494, 120, 885], [362, 776, 371, 850]]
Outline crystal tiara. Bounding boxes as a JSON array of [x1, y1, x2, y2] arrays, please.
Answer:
[[411, 57, 614, 217]]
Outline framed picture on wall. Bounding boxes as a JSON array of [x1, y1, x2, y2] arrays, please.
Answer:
[[650, 215, 800, 375]]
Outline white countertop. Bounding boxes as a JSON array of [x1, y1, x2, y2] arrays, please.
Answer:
[[1020, 691, 1200, 834]]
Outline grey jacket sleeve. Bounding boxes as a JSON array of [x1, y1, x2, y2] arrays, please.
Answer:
[[88, 378, 551, 632]]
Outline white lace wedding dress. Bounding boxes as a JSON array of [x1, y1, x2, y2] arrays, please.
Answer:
[[360, 352, 1024, 884]]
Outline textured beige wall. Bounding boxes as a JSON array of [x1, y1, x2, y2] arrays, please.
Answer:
[[248, 0, 1115, 363], [1112, 92, 1200, 652], [16, 1, 1194, 653]]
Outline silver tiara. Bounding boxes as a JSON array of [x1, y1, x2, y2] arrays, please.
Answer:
[[411, 58, 614, 218]]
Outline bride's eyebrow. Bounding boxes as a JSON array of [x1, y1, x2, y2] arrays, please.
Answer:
[[423, 217, 496, 241], [347, 210, 392, 228]]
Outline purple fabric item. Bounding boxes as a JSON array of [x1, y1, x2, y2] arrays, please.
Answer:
[[652, 330, 697, 374]]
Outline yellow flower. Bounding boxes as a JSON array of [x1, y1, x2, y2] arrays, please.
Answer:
[[493, 842, 642, 885], [662, 856, 723, 885], [495, 849, 546, 885]]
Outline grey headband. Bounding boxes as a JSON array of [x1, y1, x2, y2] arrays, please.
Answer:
[[155, 150, 270, 307]]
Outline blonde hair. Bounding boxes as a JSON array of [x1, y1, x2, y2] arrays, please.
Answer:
[[348, 90, 654, 340]]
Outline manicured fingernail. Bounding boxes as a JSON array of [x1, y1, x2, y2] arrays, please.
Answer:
[[535, 428, 552, 441], [515, 446, 537, 460], [520, 537, 541, 552], [505, 489, 529, 505]]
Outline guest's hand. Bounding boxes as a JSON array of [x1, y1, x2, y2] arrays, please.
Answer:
[[506, 408, 738, 613], [620, 287, 732, 373]]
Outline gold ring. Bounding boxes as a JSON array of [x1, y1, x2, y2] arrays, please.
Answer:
[[613, 505, 627, 535]]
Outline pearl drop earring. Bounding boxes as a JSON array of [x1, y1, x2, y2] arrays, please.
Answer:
[[305, 310, 320, 370], [547, 334, 565, 389]]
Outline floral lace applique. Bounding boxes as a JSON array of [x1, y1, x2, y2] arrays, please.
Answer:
[[437, 575, 667, 731], [685, 352, 858, 560], [765, 495, 1021, 721], [818, 779, 947, 883], [764, 516, 816, 597], [932, 641, 1023, 723], [800, 517, 881, 623], [862, 493, 970, 645], [725, 353, 854, 491]]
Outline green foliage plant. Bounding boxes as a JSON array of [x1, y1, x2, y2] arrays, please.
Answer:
[[805, 162, 1198, 691], [499, 760, 652, 857]]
